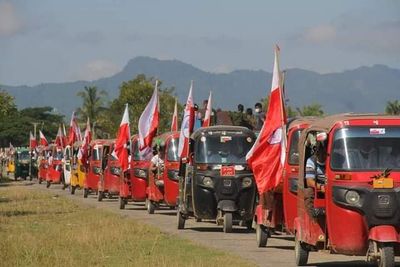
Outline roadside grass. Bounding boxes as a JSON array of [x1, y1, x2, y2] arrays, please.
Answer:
[[0, 185, 255, 267]]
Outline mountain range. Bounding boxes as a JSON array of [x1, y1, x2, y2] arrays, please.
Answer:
[[2, 56, 400, 117]]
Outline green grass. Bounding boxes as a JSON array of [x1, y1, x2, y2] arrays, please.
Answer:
[[0, 185, 254, 267]]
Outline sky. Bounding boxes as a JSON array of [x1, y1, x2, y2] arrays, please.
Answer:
[[0, 0, 399, 86]]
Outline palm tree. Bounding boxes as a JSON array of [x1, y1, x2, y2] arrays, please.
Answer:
[[296, 103, 324, 117], [385, 100, 400, 115], [76, 86, 108, 135]]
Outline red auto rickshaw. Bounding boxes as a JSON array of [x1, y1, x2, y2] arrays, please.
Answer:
[[146, 131, 180, 214], [84, 139, 109, 198], [45, 145, 64, 188], [119, 135, 150, 209], [98, 140, 121, 201], [255, 117, 314, 247], [293, 114, 400, 267], [38, 146, 49, 184]]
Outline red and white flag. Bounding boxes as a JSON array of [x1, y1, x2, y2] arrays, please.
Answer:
[[55, 125, 64, 147], [29, 131, 37, 149], [202, 91, 212, 127], [78, 118, 92, 163], [138, 80, 159, 153], [178, 81, 195, 158], [246, 46, 287, 194], [112, 104, 131, 171], [67, 111, 82, 145], [39, 130, 49, 146], [171, 98, 178, 131]]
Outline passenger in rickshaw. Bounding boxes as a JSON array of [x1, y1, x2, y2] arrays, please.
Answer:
[[387, 146, 400, 168], [150, 145, 165, 187], [305, 135, 327, 218], [207, 137, 239, 163]]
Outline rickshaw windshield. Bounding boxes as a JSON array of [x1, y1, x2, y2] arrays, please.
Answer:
[[92, 146, 102, 161], [167, 138, 179, 162], [18, 151, 30, 161], [331, 127, 400, 171], [288, 129, 302, 165], [195, 132, 254, 164]]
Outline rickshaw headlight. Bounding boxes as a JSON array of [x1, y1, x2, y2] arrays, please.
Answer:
[[167, 170, 179, 181], [345, 190, 360, 205], [93, 166, 101, 174], [134, 168, 147, 179], [111, 167, 121, 176], [242, 177, 252, 188], [202, 176, 214, 188]]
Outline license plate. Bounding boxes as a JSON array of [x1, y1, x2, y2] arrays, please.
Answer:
[[220, 166, 235, 176], [373, 177, 394, 189]]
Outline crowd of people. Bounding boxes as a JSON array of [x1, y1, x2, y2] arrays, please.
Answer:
[[229, 103, 265, 131]]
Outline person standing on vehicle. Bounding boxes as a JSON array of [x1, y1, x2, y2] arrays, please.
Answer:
[[254, 102, 265, 131]]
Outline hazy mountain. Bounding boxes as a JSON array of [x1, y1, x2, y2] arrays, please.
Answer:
[[2, 57, 400, 116]]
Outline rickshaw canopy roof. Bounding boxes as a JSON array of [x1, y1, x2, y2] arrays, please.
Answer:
[[191, 125, 255, 140]]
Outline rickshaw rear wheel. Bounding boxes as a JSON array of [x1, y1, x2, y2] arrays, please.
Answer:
[[119, 197, 126, 210], [177, 211, 186, 229], [223, 212, 233, 233], [83, 188, 89, 198], [256, 224, 268, 247], [378, 244, 394, 267], [295, 234, 309, 266], [98, 191, 103, 201], [71, 185, 76, 195], [46, 181, 51, 188], [146, 199, 155, 214]]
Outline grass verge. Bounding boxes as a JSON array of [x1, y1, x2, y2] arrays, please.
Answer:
[[0, 184, 254, 267]]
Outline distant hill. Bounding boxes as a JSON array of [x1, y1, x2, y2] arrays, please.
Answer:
[[2, 56, 400, 116]]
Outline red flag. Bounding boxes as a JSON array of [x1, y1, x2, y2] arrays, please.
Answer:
[[78, 118, 92, 164], [29, 131, 37, 149], [39, 130, 49, 146], [246, 46, 287, 194], [138, 80, 159, 152], [178, 81, 195, 158], [202, 91, 212, 127], [171, 98, 178, 131], [67, 111, 82, 145], [112, 104, 131, 171], [55, 125, 64, 147]]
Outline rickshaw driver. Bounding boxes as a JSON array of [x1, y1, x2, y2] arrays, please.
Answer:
[[150, 145, 165, 187], [305, 140, 327, 193], [207, 139, 239, 164]]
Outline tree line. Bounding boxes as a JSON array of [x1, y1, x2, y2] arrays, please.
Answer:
[[1, 74, 399, 147]]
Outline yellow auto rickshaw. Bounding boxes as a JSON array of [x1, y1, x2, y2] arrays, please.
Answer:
[[70, 142, 86, 194], [7, 159, 15, 176]]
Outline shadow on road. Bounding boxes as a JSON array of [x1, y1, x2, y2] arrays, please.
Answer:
[[311, 260, 376, 267]]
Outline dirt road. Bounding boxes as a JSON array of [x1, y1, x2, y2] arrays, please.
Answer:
[[24, 181, 394, 267]]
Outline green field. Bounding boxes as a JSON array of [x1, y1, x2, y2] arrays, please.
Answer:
[[0, 182, 254, 267]]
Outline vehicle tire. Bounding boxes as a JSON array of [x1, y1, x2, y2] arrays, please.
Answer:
[[378, 244, 395, 267], [29, 176, 33, 181], [83, 188, 89, 198], [46, 181, 51, 188], [177, 211, 186, 230], [146, 199, 155, 214], [71, 185, 76, 195], [38, 178, 42, 184], [169, 206, 176, 210], [223, 212, 233, 233], [245, 220, 253, 231], [98, 191, 103, 202], [119, 197, 126, 210], [256, 224, 268, 247], [295, 234, 309, 266], [195, 218, 202, 222], [14, 175, 17, 181]]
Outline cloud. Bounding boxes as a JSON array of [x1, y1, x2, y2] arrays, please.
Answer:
[[302, 25, 336, 44], [77, 60, 121, 81], [0, 1, 23, 37]]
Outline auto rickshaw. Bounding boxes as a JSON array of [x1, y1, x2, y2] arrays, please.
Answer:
[[98, 140, 120, 201], [7, 157, 15, 176], [177, 126, 257, 233], [84, 139, 109, 198], [38, 146, 50, 184], [146, 131, 180, 214], [45, 145, 63, 188], [62, 144, 73, 189], [29, 150, 38, 180], [14, 147, 30, 180], [119, 135, 150, 209], [293, 114, 400, 267], [70, 142, 86, 194], [255, 118, 314, 247]]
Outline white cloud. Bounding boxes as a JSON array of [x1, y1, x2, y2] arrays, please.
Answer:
[[77, 60, 121, 81], [303, 24, 337, 44], [0, 1, 23, 37]]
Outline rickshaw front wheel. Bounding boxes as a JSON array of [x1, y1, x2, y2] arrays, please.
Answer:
[[46, 181, 51, 188], [177, 211, 186, 229], [71, 185, 76, 195], [146, 199, 155, 214], [378, 243, 395, 267], [223, 212, 233, 233], [119, 197, 126, 210], [83, 188, 89, 198], [98, 191, 103, 201], [294, 234, 309, 266], [256, 224, 268, 247], [38, 178, 42, 184]]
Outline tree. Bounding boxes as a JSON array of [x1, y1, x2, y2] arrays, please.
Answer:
[[0, 90, 17, 116], [385, 100, 400, 115], [76, 86, 108, 136], [296, 103, 324, 117]]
